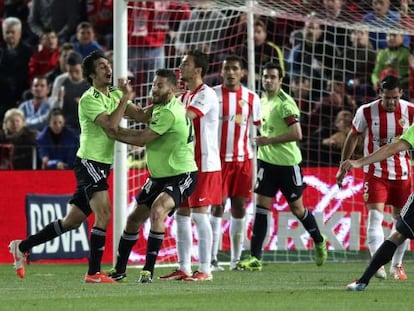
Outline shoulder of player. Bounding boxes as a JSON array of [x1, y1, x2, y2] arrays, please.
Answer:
[[399, 99, 414, 108], [275, 89, 295, 104], [86, 86, 121, 99], [240, 85, 259, 96], [167, 96, 187, 110], [196, 83, 214, 94], [361, 99, 380, 109], [212, 84, 222, 93], [78, 86, 96, 101], [197, 84, 218, 99]]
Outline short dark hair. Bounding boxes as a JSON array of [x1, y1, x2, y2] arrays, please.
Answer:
[[186, 50, 209, 77], [155, 69, 177, 86], [66, 51, 83, 66], [82, 51, 108, 85], [263, 62, 283, 78], [224, 54, 244, 69], [76, 21, 93, 33], [48, 108, 64, 123], [381, 75, 401, 90]]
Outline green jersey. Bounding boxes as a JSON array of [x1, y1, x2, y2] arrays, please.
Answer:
[[146, 96, 197, 178], [77, 87, 124, 164], [400, 123, 414, 147], [258, 88, 302, 165]]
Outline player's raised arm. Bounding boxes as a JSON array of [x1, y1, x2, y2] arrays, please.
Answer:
[[341, 139, 411, 172]]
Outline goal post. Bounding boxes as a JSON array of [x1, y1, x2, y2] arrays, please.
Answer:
[[112, 0, 128, 264]]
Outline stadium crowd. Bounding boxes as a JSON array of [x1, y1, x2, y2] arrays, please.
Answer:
[[0, 0, 414, 169]]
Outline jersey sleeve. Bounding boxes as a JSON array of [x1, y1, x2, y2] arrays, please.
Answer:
[[352, 106, 367, 134], [187, 87, 218, 118], [80, 93, 107, 122], [280, 97, 300, 120], [400, 124, 414, 148]]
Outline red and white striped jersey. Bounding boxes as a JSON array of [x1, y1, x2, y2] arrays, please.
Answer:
[[213, 84, 261, 162], [181, 83, 221, 172], [352, 98, 414, 180]]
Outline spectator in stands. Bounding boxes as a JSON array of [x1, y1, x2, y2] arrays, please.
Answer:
[[47, 42, 75, 84], [37, 108, 79, 170], [287, 18, 342, 102], [321, 109, 364, 162], [371, 31, 414, 98], [50, 51, 90, 133], [28, 0, 81, 44], [314, 0, 354, 47], [0, 17, 33, 123], [322, 110, 353, 150], [237, 18, 286, 93], [73, 21, 104, 59], [84, 0, 113, 50], [344, 28, 377, 106], [127, 1, 190, 97], [362, 0, 409, 50], [18, 75, 51, 131], [290, 75, 319, 138], [3, 0, 37, 46], [303, 76, 357, 166], [28, 28, 59, 83], [0, 108, 37, 169], [174, 1, 229, 70]]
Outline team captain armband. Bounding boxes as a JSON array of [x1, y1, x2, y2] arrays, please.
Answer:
[[284, 115, 299, 126]]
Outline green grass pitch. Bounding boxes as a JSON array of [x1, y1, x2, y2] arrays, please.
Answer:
[[1, 262, 414, 311]]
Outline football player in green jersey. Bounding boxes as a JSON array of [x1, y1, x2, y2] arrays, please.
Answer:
[[9, 51, 151, 283], [237, 62, 328, 271], [108, 69, 198, 283]]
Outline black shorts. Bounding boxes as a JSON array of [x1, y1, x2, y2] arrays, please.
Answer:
[[396, 192, 414, 239], [254, 159, 306, 202], [69, 157, 111, 216], [136, 171, 198, 215]]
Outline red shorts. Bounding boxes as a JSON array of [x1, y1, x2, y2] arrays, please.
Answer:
[[221, 159, 253, 199], [363, 175, 411, 207], [183, 170, 222, 208]]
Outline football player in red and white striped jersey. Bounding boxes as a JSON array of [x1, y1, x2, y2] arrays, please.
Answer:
[[160, 50, 222, 281], [337, 75, 414, 280], [210, 55, 261, 270]]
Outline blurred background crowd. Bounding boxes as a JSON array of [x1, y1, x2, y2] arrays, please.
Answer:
[[0, 0, 413, 170]]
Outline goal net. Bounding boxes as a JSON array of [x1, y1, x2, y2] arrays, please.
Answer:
[[118, 0, 414, 265]]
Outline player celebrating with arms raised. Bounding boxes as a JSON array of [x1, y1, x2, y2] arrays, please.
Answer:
[[9, 51, 150, 283]]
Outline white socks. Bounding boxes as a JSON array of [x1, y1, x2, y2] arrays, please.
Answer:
[[192, 213, 213, 274], [367, 210, 384, 256], [175, 214, 192, 274], [230, 216, 245, 263], [210, 215, 222, 262]]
